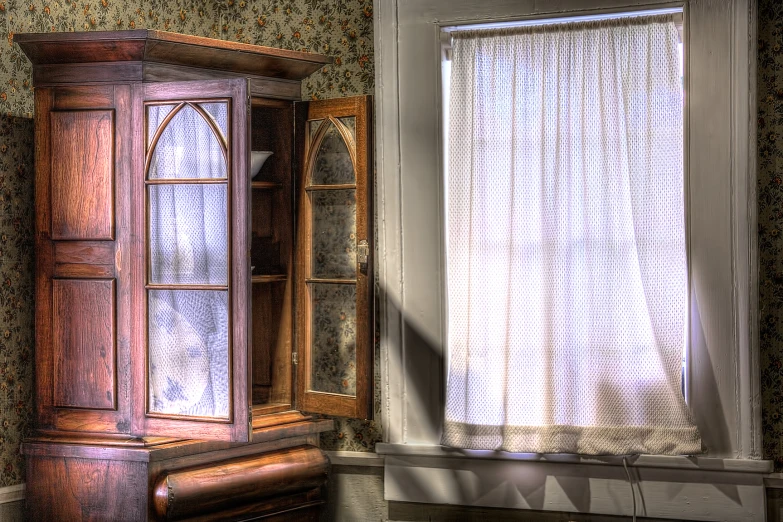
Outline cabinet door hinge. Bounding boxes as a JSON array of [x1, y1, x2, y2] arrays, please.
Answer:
[[292, 352, 298, 365], [358, 239, 370, 274]]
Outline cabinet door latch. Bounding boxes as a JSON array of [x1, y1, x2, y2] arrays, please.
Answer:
[[357, 239, 369, 273], [292, 352, 298, 365]]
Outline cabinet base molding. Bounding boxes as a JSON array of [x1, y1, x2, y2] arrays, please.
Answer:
[[22, 420, 333, 521]]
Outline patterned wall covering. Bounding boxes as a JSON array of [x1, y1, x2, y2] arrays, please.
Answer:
[[0, 116, 33, 487], [759, 0, 783, 471], [0, 0, 377, 488]]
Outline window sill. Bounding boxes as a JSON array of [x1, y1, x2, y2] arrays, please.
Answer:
[[376, 443, 771, 521]]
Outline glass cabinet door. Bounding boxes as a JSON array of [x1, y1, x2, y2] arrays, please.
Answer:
[[133, 79, 251, 442], [296, 96, 373, 419]]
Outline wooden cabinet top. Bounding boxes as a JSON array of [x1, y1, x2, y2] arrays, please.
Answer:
[[14, 30, 332, 83]]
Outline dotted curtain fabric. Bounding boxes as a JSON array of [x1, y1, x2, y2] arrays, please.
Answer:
[[442, 15, 702, 455], [146, 104, 230, 419]]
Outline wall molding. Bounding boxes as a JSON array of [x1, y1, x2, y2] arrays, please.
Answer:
[[0, 484, 25, 505], [379, 444, 770, 521], [326, 450, 385, 467]]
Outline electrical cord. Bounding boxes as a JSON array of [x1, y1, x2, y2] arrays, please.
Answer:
[[622, 456, 637, 522]]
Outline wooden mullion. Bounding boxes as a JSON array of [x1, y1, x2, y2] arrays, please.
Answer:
[[145, 412, 231, 423], [304, 184, 356, 191], [145, 284, 229, 291], [305, 278, 358, 285], [145, 178, 228, 185]]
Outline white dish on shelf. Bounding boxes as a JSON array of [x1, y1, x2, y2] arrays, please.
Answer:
[[250, 151, 273, 179]]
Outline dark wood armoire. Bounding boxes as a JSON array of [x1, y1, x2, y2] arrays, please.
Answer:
[[14, 30, 373, 521]]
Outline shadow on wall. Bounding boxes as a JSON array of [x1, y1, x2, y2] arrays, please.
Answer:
[[0, 115, 35, 488]]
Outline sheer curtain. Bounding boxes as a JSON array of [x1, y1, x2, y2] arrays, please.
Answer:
[[147, 104, 230, 419], [442, 15, 701, 455]]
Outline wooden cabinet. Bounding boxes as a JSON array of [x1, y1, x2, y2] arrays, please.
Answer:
[[15, 30, 373, 521]]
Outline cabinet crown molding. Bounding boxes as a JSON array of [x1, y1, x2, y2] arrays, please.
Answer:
[[14, 30, 333, 84]]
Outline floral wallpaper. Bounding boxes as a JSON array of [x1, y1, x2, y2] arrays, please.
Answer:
[[0, 0, 377, 488], [759, 0, 783, 471], [312, 189, 357, 280], [311, 282, 357, 395], [0, 116, 34, 487], [0, 0, 374, 117]]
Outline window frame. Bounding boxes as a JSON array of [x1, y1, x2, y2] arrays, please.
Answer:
[[373, 0, 767, 518]]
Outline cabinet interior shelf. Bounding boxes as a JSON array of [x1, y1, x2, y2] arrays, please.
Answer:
[[252, 274, 287, 283], [251, 181, 283, 190]]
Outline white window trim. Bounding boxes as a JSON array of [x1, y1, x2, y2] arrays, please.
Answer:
[[373, 0, 767, 519], [0, 484, 25, 506]]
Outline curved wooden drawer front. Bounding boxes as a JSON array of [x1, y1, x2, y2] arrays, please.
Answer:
[[152, 445, 329, 520]]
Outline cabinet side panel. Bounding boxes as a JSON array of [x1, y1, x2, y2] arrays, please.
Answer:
[[25, 454, 147, 522], [52, 278, 117, 410], [50, 110, 115, 240], [35, 88, 56, 428]]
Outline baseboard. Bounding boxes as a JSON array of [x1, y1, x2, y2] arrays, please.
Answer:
[[0, 484, 25, 505], [325, 450, 385, 467]]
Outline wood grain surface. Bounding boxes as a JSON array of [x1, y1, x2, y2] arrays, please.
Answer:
[[52, 278, 116, 410], [51, 109, 115, 240]]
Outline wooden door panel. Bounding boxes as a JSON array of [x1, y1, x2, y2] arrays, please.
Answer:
[[53, 241, 115, 278], [295, 95, 374, 419], [52, 278, 117, 410], [50, 109, 115, 240], [132, 79, 251, 443], [54, 241, 115, 264], [34, 84, 132, 433]]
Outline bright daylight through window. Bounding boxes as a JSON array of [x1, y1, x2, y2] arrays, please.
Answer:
[[440, 10, 701, 455]]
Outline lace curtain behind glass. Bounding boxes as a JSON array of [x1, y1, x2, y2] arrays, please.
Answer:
[[147, 104, 230, 418]]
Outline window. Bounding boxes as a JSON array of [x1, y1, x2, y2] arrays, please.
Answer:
[[439, 13, 699, 457], [374, 0, 765, 518]]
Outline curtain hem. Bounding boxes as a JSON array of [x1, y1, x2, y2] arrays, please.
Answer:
[[442, 420, 702, 455]]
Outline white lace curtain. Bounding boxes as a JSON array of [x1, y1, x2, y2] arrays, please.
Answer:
[[442, 15, 702, 455], [146, 104, 230, 419]]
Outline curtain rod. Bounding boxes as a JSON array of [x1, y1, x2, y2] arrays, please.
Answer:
[[440, 7, 683, 34]]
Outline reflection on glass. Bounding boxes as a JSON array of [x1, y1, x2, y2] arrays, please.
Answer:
[[149, 184, 228, 285], [148, 104, 227, 179], [148, 104, 177, 145], [310, 283, 357, 396], [199, 102, 229, 141], [311, 122, 354, 185], [148, 289, 230, 418], [309, 119, 324, 142], [338, 117, 356, 141], [311, 190, 356, 279]]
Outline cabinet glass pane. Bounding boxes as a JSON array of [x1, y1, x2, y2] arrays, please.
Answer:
[[148, 289, 230, 418], [311, 121, 354, 185], [310, 283, 356, 396], [148, 104, 227, 179], [148, 104, 177, 144], [149, 184, 228, 285], [311, 189, 356, 279], [338, 116, 356, 141], [199, 102, 229, 140], [309, 119, 324, 142]]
